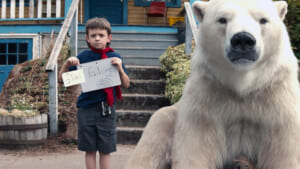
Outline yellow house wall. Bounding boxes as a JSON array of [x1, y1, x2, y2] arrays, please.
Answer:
[[0, 0, 188, 26], [128, 0, 189, 26]]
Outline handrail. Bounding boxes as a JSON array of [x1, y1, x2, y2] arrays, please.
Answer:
[[184, 2, 198, 53], [184, 2, 198, 44], [46, 0, 79, 135], [46, 0, 80, 72]]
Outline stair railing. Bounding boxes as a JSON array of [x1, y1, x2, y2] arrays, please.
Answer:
[[45, 0, 80, 135], [184, 2, 198, 54]]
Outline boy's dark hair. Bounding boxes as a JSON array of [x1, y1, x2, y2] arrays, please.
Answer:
[[85, 17, 112, 47]]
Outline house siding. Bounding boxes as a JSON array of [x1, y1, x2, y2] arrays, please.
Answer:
[[0, 0, 190, 26], [128, 0, 188, 26]]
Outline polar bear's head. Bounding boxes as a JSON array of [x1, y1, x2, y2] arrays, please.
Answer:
[[192, 0, 297, 96]]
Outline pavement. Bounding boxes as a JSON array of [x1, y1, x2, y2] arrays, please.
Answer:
[[0, 144, 135, 169]]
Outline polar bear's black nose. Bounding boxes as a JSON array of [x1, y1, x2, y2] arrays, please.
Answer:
[[228, 32, 258, 64], [231, 32, 256, 52]]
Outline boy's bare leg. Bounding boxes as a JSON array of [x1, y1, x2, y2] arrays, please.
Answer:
[[99, 153, 111, 169], [86, 151, 97, 169]]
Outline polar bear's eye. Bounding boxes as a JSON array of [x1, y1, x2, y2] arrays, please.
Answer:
[[218, 17, 227, 24], [260, 18, 268, 24]]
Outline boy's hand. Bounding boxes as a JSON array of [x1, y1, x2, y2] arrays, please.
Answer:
[[58, 57, 80, 83], [111, 57, 130, 88], [66, 57, 80, 66], [111, 57, 123, 72]]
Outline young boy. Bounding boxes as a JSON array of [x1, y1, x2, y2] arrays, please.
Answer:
[[59, 17, 130, 169]]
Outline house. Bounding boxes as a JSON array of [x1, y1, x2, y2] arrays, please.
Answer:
[[0, 0, 192, 92], [0, 0, 199, 142]]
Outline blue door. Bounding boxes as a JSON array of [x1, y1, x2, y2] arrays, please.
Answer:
[[0, 39, 33, 92], [89, 0, 123, 24]]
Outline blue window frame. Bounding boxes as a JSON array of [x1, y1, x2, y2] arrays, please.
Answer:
[[134, 0, 181, 8], [0, 0, 32, 7], [0, 39, 33, 65]]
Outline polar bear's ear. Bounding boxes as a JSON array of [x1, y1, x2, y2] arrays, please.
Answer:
[[274, 1, 288, 21], [192, 1, 209, 22]]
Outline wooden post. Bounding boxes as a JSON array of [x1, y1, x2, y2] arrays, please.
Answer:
[[184, 2, 198, 47], [46, 0, 80, 135], [48, 65, 58, 135], [1, 0, 6, 19], [56, 0, 61, 18], [185, 14, 192, 54], [19, 0, 24, 18], [29, 0, 34, 18], [47, 0, 51, 18], [10, 0, 15, 19], [37, 0, 42, 18], [70, 9, 78, 57]]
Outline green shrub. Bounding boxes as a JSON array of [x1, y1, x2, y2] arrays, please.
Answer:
[[284, 0, 300, 58], [160, 44, 191, 104]]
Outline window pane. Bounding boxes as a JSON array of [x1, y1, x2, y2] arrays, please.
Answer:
[[0, 55, 6, 65], [19, 54, 28, 63], [8, 55, 17, 64], [0, 43, 6, 53], [8, 44, 17, 53], [19, 43, 28, 53]]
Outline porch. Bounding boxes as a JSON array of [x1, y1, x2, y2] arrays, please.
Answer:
[[0, 0, 187, 26]]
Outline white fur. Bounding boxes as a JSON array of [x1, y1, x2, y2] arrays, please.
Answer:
[[125, 0, 300, 169]]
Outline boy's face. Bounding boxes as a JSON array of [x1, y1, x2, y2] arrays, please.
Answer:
[[86, 28, 112, 50]]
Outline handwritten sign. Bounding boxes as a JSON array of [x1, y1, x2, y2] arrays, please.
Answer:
[[77, 58, 121, 93], [62, 69, 86, 87]]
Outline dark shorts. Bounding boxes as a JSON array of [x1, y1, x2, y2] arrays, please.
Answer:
[[77, 102, 117, 153]]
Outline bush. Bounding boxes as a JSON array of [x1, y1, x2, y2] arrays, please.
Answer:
[[284, 0, 300, 58], [159, 44, 191, 104]]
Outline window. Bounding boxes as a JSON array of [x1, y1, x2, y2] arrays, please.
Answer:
[[0, 39, 32, 65], [0, 0, 32, 7], [134, 0, 181, 8]]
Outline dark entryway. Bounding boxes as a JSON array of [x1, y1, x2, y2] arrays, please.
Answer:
[[88, 0, 123, 24]]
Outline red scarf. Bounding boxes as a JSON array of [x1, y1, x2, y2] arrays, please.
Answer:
[[90, 46, 122, 106]]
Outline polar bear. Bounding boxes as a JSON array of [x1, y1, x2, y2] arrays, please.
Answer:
[[125, 0, 300, 169]]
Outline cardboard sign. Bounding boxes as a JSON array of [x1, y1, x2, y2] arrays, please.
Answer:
[[77, 58, 121, 93], [62, 69, 86, 87]]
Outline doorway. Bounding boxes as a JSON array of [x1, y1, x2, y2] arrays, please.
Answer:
[[87, 0, 124, 24]]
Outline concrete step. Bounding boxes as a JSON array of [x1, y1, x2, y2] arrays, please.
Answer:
[[117, 126, 143, 145], [126, 65, 164, 80], [123, 56, 162, 66], [76, 47, 163, 66], [77, 46, 165, 58], [77, 30, 178, 66], [116, 93, 170, 110], [123, 79, 166, 95], [77, 47, 166, 58], [78, 31, 178, 41], [111, 39, 177, 48], [116, 109, 153, 127], [78, 39, 177, 49], [112, 32, 178, 41], [114, 47, 166, 57]]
